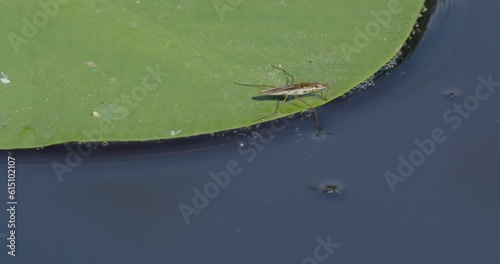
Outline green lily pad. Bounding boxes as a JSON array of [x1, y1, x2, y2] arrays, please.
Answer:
[[0, 0, 425, 149]]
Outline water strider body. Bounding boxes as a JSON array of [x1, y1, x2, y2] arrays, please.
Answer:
[[309, 184, 341, 195], [234, 64, 329, 134], [259, 81, 328, 96]]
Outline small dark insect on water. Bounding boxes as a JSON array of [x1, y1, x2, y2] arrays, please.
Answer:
[[309, 184, 341, 195], [234, 64, 329, 135]]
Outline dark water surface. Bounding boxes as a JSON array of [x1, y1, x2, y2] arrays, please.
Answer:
[[2, 0, 500, 263]]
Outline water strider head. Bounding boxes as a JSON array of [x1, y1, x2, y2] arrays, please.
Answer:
[[300, 82, 329, 92]]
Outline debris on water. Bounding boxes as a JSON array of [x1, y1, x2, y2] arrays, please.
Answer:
[[323, 184, 341, 194], [309, 183, 342, 195]]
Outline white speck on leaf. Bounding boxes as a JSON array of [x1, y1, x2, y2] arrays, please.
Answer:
[[1, 72, 10, 84], [170, 130, 182, 136], [84, 61, 97, 68]]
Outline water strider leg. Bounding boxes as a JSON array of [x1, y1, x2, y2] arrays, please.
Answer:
[[275, 94, 289, 113], [320, 90, 327, 101], [233, 82, 276, 88], [312, 91, 328, 101], [270, 64, 295, 85], [253, 95, 289, 122], [294, 96, 321, 136]]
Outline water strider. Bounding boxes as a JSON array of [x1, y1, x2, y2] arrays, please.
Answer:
[[234, 64, 329, 135], [308, 184, 341, 195]]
